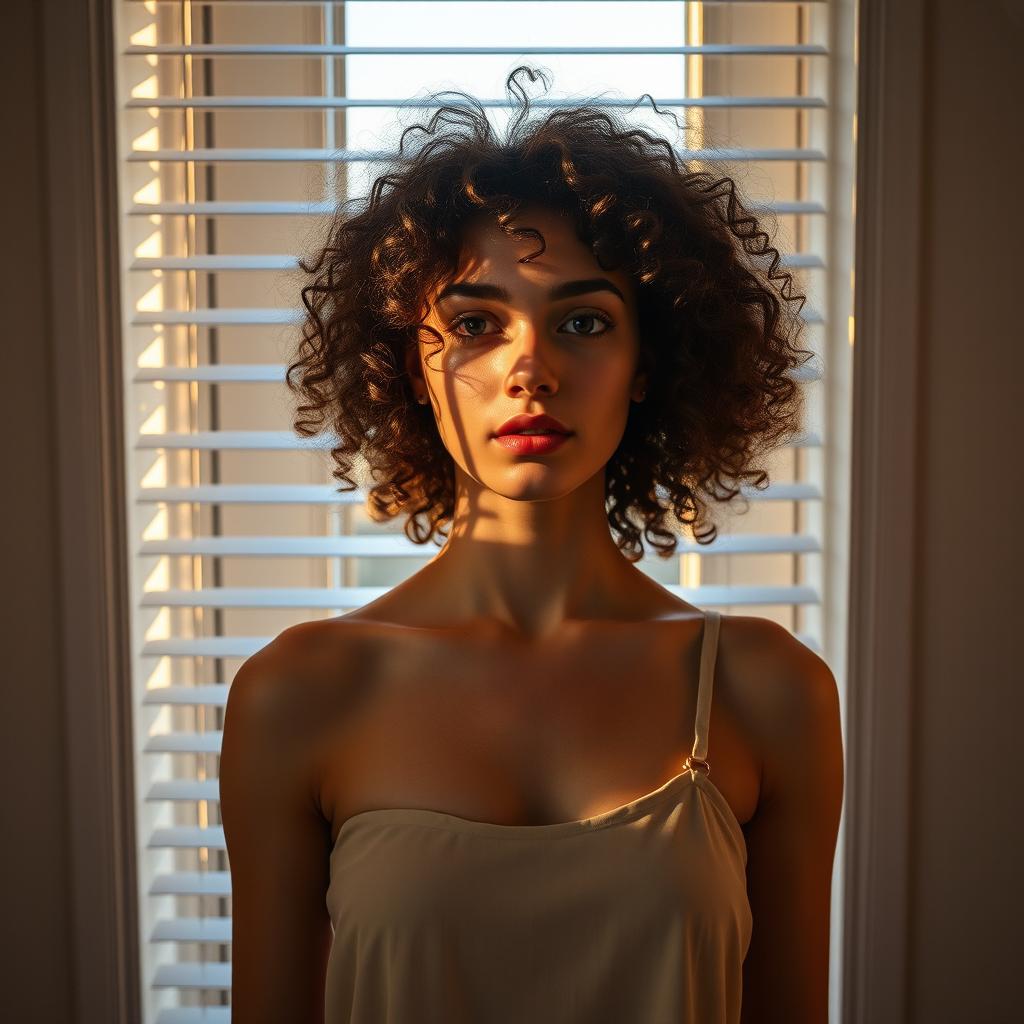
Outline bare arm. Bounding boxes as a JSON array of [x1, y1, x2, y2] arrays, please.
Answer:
[[739, 621, 845, 1023], [220, 629, 334, 1023]]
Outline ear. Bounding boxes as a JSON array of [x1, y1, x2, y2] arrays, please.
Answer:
[[631, 371, 648, 402], [404, 341, 424, 391]]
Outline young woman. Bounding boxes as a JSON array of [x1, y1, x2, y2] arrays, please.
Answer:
[[220, 67, 844, 1024]]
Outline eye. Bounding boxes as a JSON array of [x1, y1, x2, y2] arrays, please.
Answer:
[[447, 313, 496, 338], [560, 310, 614, 336]]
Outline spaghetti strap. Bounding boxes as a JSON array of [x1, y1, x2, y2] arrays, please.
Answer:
[[685, 609, 721, 775]]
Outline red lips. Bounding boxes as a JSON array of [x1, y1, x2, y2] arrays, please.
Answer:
[[493, 413, 572, 437]]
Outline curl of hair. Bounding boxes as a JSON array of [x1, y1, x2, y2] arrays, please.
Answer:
[[288, 66, 815, 562]]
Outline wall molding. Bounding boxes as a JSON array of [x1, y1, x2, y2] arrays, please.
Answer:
[[40, 0, 140, 1020], [842, 0, 926, 1020]]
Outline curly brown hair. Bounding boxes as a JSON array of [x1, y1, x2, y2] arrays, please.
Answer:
[[288, 65, 814, 562]]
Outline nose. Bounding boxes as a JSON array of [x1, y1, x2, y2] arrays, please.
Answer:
[[508, 377, 555, 399], [503, 322, 559, 398]]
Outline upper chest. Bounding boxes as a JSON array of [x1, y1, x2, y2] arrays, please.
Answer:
[[308, 616, 761, 842]]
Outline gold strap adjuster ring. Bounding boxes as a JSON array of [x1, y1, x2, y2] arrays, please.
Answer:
[[684, 754, 711, 776]]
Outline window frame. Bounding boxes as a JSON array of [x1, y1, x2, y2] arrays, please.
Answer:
[[42, 0, 923, 1020]]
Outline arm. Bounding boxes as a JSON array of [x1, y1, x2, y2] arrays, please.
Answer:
[[739, 622, 845, 1023], [220, 630, 334, 1023]]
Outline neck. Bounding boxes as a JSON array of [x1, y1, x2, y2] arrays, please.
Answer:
[[421, 467, 656, 638]]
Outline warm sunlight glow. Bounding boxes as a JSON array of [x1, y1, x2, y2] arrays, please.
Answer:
[[133, 126, 160, 152], [133, 179, 161, 205], [145, 658, 172, 689], [140, 457, 167, 487], [680, 550, 702, 589], [147, 704, 172, 737], [131, 75, 159, 100], [136, 281, 165, 312], [142, 506, 169, 541], [848, 315, 855, 347], [143, 606, 171, 643], [140, 406, 167, 435], [684, 4, 704, 149], [144, 558, 170, 593], [138, 335, 165, 369], [134, 230, 163, 259], [130, 24, 157, 47]]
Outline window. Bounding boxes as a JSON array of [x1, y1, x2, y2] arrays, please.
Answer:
[[113, 1, 854, 1019]]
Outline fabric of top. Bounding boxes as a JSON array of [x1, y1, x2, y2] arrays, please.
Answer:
[[324, 609, 751, 1023]]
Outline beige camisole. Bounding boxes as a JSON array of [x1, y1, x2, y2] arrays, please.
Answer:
[[324, 609, 752, 1022]]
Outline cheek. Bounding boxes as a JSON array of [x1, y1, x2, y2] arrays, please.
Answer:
[[577, 357, 638, 410], [427, 386, 487, 461]]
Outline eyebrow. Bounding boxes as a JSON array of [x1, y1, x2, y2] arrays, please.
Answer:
[[434, 277, 626, 306]]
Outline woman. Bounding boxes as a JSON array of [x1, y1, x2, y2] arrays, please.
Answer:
[[220, 66, 844, 1024]]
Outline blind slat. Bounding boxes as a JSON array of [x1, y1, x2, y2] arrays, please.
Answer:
[[156, 1011, 230, 1024], [133, 482, 824, 505], [128, 199, 827, 217], [149, 827, 226, 850], [140, 638, 266, 659], [152, 918, 232, 943], [132, 429, 821, 451], [130, 252, 825, 272], [128, 94, 827, 110], [147, 780, 221, 802], [129, 304, 823, 325], [128, 145, 828, 164], [131, 308, 300, 325], [136, 430, 327, 450], [136, 360, 816, 383], [145, 733, 222, 755], [126, 43, 829, 57], [153, 963, 231, 990], [138, 532, 823, 559], [133, 365, 285, 382], [138, 583, 824, 611], [131, 255, 298, 270], [149, 872, 231, 897], [143, 685, 229, 707]]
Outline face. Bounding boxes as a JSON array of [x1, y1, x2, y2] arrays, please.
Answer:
[[406, 204, 647, 503]]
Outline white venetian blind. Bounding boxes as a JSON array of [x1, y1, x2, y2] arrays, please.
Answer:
[[112, 1, 852, 1020]]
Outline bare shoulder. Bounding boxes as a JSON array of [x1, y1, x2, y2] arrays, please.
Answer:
[[720, 621, 843, 1018], [229, 616, 374, 696], [226, 621, 331, 715], [223, 619, 377, 771], [221, 621, 358, 1020], [716, 613, 843, 787]]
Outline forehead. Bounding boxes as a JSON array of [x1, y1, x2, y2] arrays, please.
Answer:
[[439, 205, 636, 304]]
